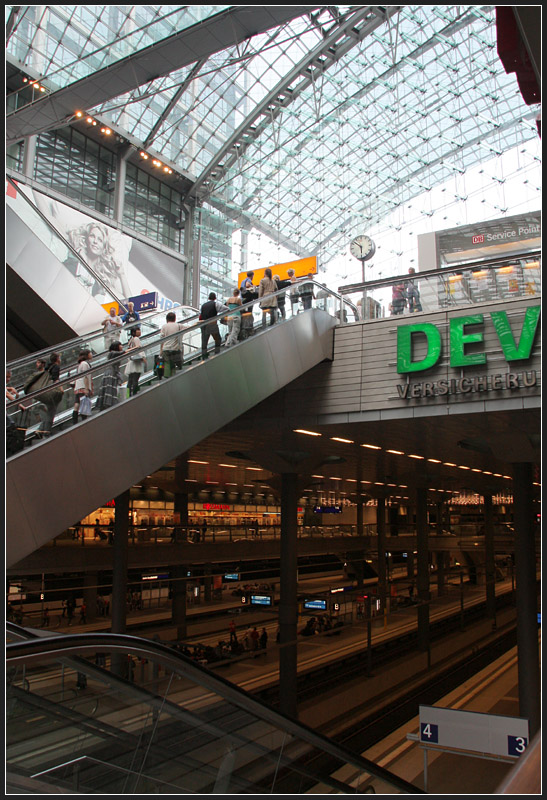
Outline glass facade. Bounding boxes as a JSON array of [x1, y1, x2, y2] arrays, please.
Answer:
[[123, 163, 182, 252], [34, 128, 116, 217]]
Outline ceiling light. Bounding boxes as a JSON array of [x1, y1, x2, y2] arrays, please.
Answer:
[[387, 449, 404, 455], [185, 478, 197, 482], [428, 458, 442, 463], [206, 481, 218, 484], [246, 467, 262, 471], [362, 444, 381, 450], [408, 454, 424, 459], [331, 477, 342, 481], [331, 437, 354, 443], [188, 460, 208, 464], [458, 465, 471, 470], [75, 110, 83, 118], [443, 462, 457, 467], [219, 464, 237, 468], [312, 475, 324, 478], [294, 429, 321, 436]]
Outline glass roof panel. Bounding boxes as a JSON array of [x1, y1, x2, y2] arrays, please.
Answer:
[[5, 5, 226, 90]]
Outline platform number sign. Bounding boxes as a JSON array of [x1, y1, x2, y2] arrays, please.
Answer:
[[507, 735, 527, 756], [420, 723, 438, 743]]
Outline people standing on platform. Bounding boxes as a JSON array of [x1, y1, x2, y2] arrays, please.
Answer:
[[79, 601, 87, 624], [224, 288, 243, 346], [259, 627, 268, 650], [200, 293, 229, 360], [66, 597, 75, 626], [121, 301, 140, 339], [42, 607, 50, 627], [102, 307, 123, 348], [258, 268, 278, 327], [406, 268, 422, 312], [273, 274, 290, 319], [125, 328, 147, 396], [250, 626, 260, 651], [76, 672, 87, 690], [73, 350, 93, 424], [160, 311, 185, 377], [298, 273, 315, 310], [391, 282, 407, 314], [229, 619, 238, 644], [96, 341, 124, 410]]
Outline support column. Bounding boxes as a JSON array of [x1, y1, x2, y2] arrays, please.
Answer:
[[204, 565, 213, 602], [111, 489, 129, 676], [436, 550, 446, 597], [279, 472, 299, 719], [171, 565, 188, 641], [356, 498, 364, 538], [83, 573, 98, 622], [484, 494, 496, 629], [512, 462, 540, 736], [113, 145, 131, 223], [174, 455, 189, 541], [406, 549, 415, 580], [376, 497, 387, 612], [22, 135, 37, 178], [416, 487, 430, 655]]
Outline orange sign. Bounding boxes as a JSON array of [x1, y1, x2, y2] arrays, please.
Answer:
[[237, 256, 317, 289]]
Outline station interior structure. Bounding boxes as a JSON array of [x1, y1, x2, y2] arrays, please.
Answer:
[[5, 6, 541, 795]]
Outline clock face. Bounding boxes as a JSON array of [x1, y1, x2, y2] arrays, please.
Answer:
[[350, 235, 375, 261]]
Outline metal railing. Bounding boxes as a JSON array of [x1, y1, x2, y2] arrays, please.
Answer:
[[6, 281, 358, 457]]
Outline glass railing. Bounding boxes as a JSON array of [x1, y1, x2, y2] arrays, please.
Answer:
[[339, 252, 541, 320], [6, 281, 358, 457], [6, 628, 423, 794]]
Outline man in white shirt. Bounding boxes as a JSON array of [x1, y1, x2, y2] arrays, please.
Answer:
[[102, 307, 123, 348], [160, 311, 184, 377]]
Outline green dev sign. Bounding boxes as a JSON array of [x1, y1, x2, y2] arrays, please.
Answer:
[[397, 307, 540, 373]]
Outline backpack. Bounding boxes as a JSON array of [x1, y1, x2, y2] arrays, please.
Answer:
[[24, 370, 52, 395]]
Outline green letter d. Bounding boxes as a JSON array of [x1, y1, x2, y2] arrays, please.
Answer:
[[397, 324, 442, 373]]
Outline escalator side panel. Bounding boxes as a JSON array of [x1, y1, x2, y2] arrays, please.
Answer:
[[6, 311, 336, 566]]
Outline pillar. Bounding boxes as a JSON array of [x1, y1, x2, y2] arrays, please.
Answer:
[[111, 489, 130, 677], [406, 549, 415, 581], [512, 462, 540, 736], [22, 135, 37, 178], [376, 497, 387, 611], [113, 145, 131, 223], [484, 495, 496, 628], [83, 573, 98, 622], [436, 550, 447, 597], [415, 487, 430, 654], [171, 565, 188, 641], [279, 473, 299, 719], [204, 565, 213, 602], [356, 498, 364, 538], [174, 455, 189, 541]]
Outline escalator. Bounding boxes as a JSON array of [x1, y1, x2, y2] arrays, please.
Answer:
[[6, 299, 344, 567], [6, 624, 423, 794]]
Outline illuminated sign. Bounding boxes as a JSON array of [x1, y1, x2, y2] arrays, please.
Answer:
[[203, 504, 231, 510], [131, 291, 158, 312], [304, 599, 327, 610], [314, 505, 342, 514], [250, 594, 272, 606], [224, 573, 240, 581], [142, 573, 169, 581], [237, 255, 317, 288]]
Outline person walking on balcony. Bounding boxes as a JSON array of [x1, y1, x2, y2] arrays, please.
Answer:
[[406, 268, 422, 312]]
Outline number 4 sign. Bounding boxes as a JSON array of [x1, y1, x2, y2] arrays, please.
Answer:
[[420, 723, 439, 743]]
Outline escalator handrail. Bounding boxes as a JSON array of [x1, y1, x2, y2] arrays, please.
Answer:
[[7, 285, 355, 413], [6, 627, 424, 794]]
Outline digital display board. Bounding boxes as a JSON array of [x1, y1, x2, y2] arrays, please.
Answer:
[[303, 599, 327, 610], [250, 594, 272, 606], [224, 573, 240, 581]]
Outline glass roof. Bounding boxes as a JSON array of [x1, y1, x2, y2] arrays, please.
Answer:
[[6, 5, 540, 270]]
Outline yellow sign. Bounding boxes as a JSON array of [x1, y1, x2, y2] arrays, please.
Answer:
[[101, 301, 121, 315], [236, 256, 316, 289]]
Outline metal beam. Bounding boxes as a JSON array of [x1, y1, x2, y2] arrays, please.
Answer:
[[6, 6, 319, 144], [186, 6, 403, 202]]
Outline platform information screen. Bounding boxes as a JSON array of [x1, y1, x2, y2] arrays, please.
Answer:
[[303, 599, 327, 610], [223, 573, 240, 581], [250, 594, 272, 606]]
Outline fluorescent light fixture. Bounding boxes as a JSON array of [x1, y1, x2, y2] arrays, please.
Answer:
[[312, 474, 324, 478], [219, 464, 237, 468], [246, 467, 262, 471], [458, 465, 471, 470], [408, 454, 424, 459], [443, 462, 456, 467], [387, 449, 404, 455], [428, 458, 442, 463], [294, 429, 321, 436], [188, 460, 208, 464], [330, 437, 354, 444], [362, 444, 381, 450]]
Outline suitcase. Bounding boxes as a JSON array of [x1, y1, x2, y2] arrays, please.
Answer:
[[239, 311, 255, 341], [154, 354, 165, 379]]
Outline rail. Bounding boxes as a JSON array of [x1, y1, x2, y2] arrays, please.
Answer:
[[6, 281, 358, 457]]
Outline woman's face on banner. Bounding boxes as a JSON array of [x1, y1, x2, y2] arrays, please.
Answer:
[[87, 226, 106, 257]]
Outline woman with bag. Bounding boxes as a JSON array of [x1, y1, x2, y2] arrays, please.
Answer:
[[125, 327, 147, 397], [96, 341, 124, 410], [73, 350, 93, 424], [258, 267, 278, 327]]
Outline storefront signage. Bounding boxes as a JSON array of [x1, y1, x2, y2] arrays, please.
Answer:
[[313, 505, 342, 514], [203, 503, 231, 510], [397, 308, 540, 373]]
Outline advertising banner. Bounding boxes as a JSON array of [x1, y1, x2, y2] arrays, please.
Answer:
[[7, 181, 185, 313], [237, 255, 317, 288]]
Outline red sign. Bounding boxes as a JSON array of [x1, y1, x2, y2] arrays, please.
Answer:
[[472, 234, 485, 244], [203, 503, 230, 510]]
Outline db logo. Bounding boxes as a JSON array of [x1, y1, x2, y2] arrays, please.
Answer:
[[472, 234, 485, 244]]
